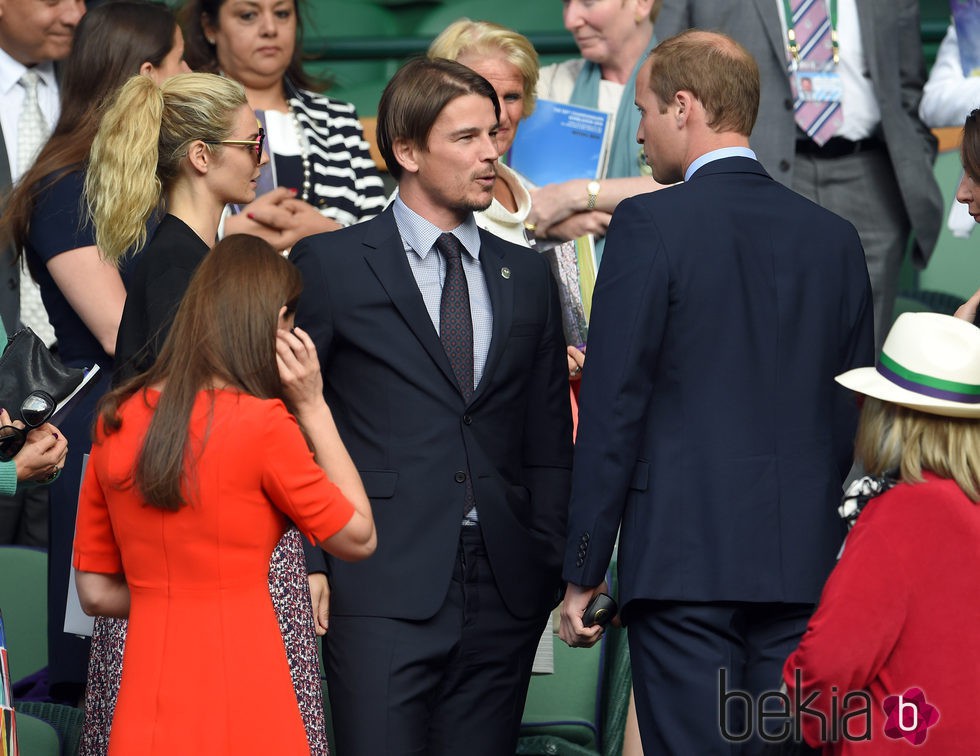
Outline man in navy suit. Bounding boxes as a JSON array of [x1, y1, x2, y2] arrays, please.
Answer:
[[559, 31, 874, 754], [291, 58, 572, 756]]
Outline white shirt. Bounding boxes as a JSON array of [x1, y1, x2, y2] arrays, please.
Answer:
[[0, 47, 59, 181], [775, 0, 880, 140], [920, 24, 980, 129]]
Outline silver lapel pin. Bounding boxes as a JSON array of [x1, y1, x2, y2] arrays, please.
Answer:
[[501, 267, 511, 279]]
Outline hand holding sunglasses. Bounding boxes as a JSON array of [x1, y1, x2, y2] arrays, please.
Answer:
[[0, 391, 68, 482]]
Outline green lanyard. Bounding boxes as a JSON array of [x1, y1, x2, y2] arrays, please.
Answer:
[[781, 0, 839, 65]]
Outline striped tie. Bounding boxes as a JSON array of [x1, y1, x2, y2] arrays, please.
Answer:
[[791, 0, 843, 146]]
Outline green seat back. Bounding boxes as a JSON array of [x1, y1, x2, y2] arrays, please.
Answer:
[[0, 547, 48, 683], [13, 713, 60, 756], [415, 0, 571, 37]]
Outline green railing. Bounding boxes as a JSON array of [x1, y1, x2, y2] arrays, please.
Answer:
[[303, 32, 577, 61]]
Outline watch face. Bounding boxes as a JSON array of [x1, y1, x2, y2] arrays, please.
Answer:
[[587, 181, 600, 194]]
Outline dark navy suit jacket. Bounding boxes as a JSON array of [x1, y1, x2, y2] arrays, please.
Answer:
[[292, 207, 572, 621], [563, 157, 874, 610]]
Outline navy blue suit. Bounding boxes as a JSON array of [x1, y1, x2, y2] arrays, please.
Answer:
[[292, 206, 572, 754], [564, 157, 874, 753]]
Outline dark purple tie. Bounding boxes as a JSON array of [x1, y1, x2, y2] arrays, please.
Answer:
[[436, 233, 476, 518], [436, 233, 474, 402]]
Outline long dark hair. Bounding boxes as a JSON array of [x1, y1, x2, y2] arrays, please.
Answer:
[[98, 235, 303, 511], [0, 0, 179, 257], [180, 0, 320, 92]]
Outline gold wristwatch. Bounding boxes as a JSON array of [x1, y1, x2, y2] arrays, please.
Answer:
[[586, 180, 601, 210]]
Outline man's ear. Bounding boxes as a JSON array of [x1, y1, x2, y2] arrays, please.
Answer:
[[392, 137, 420, 175], [674, 90, 695, 128]]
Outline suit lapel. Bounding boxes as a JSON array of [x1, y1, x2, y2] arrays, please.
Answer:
[[753, 0, 787, 67], [361, 212, 459, 393], [471, 232, 513, 405]]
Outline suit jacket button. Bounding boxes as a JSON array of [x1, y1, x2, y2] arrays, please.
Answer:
[[784, 98, 793, 111], [462, 415, 472, 425], [576, 557, 585, 567], [778, 159, 791, 172], [454, 471, 467, 483], [583, 533, 590, 542]]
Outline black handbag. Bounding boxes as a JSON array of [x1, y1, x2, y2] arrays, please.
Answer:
[[0, 327, 83, 422]]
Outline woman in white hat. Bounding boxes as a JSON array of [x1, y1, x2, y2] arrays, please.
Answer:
[[780, 312, 980, 754]]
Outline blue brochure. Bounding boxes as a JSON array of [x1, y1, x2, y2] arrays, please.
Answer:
[[505, 99, 611, 186]]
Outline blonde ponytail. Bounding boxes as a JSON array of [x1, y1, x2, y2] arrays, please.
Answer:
[[85, 72, 248, 264], [86, 75, 165, 264]]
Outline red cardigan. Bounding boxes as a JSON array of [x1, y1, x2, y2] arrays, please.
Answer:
[[783, 473, 980, 754]]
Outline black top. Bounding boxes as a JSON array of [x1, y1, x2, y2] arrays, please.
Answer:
[[113, 214, 209, 384]]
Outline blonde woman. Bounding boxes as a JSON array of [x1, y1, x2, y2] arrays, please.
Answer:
[[81, 72, 330, 754], [87, 72, 263, 384], [783, 312, 980, 753]]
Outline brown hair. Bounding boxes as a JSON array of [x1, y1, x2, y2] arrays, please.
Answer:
[[856, 397, 980, 502], [428, 19, 539, 119], [179, 0, 320, 92], [377, 57, 500, 181], [646, 29, 759, 137], [962, 109, 980, 182], [0, 0, 179, 259], [98, 234, 303, 510]]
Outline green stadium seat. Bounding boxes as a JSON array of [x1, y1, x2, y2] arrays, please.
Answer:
[[302, 1, 402, 90], [0, 546, 48, 684], [14, 702, 84, 756], [414, 0, 570, 38], [12, 713, 60, 756]]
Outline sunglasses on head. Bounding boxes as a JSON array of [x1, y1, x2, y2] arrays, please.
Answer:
[[0, 390, 56, 462], [203, 127, 265, 162]]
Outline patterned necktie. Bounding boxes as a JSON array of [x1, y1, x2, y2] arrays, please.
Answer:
[[790, 0, 843, 146], [18, 69, 48, 174], [17, 69, 56, 345], [436, 233, 474, 402], [435, 233, 477, 518]]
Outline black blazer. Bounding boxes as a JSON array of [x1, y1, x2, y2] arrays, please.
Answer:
[[564, 157, 875, 609], [292, 208, 572, 621]]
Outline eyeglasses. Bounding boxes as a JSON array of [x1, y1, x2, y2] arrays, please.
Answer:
[[0, 390, 56, 462], [203, 127, 265, 162]]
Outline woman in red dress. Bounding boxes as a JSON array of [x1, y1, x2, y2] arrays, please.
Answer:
[[72, 234, 375, 755]]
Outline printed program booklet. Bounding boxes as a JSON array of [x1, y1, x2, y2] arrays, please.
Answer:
[[505, 99, 611, 186]]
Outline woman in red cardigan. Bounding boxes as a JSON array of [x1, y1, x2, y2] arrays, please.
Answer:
[[782, 312, 980, 754]]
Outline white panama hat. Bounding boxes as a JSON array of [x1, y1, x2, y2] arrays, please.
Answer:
[[835, 312, 980, 418]]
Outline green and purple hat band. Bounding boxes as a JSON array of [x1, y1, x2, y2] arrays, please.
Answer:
[[878, 351, 980, 404]]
